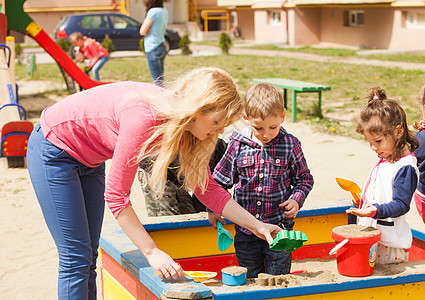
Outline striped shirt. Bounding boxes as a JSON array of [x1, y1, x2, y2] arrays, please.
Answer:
[[213, 126, 314, 234]]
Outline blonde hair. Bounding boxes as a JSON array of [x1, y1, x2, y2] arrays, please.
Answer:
[[139, 67, 242, 194], [244, 83, 284, 119], [357, 99, 418, 161], [69, 32, 83, 44]]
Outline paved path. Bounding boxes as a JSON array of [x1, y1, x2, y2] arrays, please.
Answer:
[[22, 44, 425, 71]]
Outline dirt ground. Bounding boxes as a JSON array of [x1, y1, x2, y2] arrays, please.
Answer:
[[1, 77, 424, 299]]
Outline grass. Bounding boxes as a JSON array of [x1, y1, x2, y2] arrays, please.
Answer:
[[15, 49, 425, 139]]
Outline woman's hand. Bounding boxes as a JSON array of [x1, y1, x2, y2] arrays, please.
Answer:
[[251, 222, 282, 245], [145, 248, 184, 280], [346, 205, 377, 217]]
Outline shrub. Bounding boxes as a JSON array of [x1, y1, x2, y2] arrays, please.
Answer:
[[139, 38, 145, 53], [102, 34, 115, 53], [57, 38, 70, 52], [15, 43, 23, 64], [219, 32, 232, 55], [179, 34, 192, 55]]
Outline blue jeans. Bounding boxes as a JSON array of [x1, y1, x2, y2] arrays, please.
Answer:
[[234, 221, 293, 278], [146, 43, 167, 87], [27, 123, 106, 300], [92, 55, 109, 81]]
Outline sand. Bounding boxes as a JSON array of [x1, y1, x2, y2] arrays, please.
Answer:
[[1, 80, 425, 299]]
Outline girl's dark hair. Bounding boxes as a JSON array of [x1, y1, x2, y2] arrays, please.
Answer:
[[145, 0, 164, 15], [366, 86, 387, 102], [357, 98, 419, 161]]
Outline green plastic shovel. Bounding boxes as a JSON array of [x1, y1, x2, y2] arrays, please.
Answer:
[[217, 221, 233, 251]]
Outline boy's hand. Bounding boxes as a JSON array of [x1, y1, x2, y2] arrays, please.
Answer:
[[351, 198, 360, 208], [346, 205, 377, 217], [279, 199, 300, 219], [208, 212, 225, 229]]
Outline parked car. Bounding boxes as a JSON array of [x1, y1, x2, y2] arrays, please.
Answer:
[[54, 12, 181, 52]]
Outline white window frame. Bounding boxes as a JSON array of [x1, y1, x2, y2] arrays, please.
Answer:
[[269, 10, 282, 26], [406, 11, 425, 29], [349, 10, 364, 27]]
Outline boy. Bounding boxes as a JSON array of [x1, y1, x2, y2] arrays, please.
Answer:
[[69, 32, 109, 81], [210, 83, 314, 278]]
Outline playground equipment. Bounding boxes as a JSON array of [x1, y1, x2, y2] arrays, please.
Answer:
[[99, 200, 425, 299], [0, 2, 33, 167], [4, 0, 106, 90]]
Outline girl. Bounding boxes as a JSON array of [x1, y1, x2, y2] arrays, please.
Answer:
[[140, 0, 168, 87], [27, 67, 282, 299], [346, 98, 419, 264], [413, 84, 425, 224], [69, 32, 109, 81]]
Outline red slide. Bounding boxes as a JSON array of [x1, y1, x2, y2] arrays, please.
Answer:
[[27, 23, 107, 90], [4, 0, 108, 90]]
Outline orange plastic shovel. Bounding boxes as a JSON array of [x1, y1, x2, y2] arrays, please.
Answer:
[[335, 178, 362, 203]]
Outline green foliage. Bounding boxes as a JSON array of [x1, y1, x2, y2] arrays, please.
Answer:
[[139, 38, 145, 53], [219, 32, 232, 55], [179, 34, 192, 55], [57, 38, 70, 52], [101, 34, 115, 53], [15, 43, 23, 63]]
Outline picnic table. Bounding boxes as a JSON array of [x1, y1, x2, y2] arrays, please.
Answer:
[[252, 78, 331, 122]]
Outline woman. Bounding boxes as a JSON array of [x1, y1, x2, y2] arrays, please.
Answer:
[[27, 67, 282, 299], [140, 0, 168, 87]]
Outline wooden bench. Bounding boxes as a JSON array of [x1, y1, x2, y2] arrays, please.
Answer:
[[252, 78, 331, 122]]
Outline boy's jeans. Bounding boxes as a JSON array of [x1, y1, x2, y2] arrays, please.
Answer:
[[146, 43, 167, 87], [92, 55, 109, 81], [234, 220, 294, 278]]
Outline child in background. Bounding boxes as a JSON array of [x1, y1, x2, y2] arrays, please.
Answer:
[[209, 83, 314, 278], [69, 32, 109, 81], [413, 84, 425, 224], [347, 98, 419, 264]]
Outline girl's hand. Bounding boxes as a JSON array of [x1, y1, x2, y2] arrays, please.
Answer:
[[352, 198, 360, 208], [208, 212, 225, 229], [346, 205, 377, 217], [279, 199, 300, 219], [146, 248, 184, 280]]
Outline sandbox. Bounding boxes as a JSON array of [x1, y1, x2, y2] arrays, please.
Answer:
[[99, 199, 425, 299]]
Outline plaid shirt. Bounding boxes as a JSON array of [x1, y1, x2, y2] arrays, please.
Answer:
[[213, 127, 314, 234]]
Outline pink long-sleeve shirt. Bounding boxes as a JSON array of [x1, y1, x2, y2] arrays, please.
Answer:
[[40, 81, 231, 217]]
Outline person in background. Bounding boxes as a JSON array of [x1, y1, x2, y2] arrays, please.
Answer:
[[209, 83, 314, 278], [140, 0, 168, 87], [69, 32, 109, 81], [27, 67, 282, 299], [413, 84, 425, 224], [347, 98, 419, 264], [139, 138, 227, 216]]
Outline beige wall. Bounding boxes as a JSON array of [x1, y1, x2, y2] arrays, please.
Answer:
[[254, 10, 288, 44], [290, 7, 320, 46], [389, 8, 425, 51], [237, 9, 255, 40]]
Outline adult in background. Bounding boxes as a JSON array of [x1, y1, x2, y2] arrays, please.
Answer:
[[140, 0, 168, 87], [27, 67, 282, 300]]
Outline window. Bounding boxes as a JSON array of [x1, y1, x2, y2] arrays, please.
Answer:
[[269, 11, 282, 25], [343, 10, 364, 27], [81, 15, 110, 29], [406, 11, 425, 29], [109, 15, 139, 30]]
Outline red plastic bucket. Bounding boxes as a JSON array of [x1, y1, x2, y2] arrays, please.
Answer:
[[331, 225, 381, 277]]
